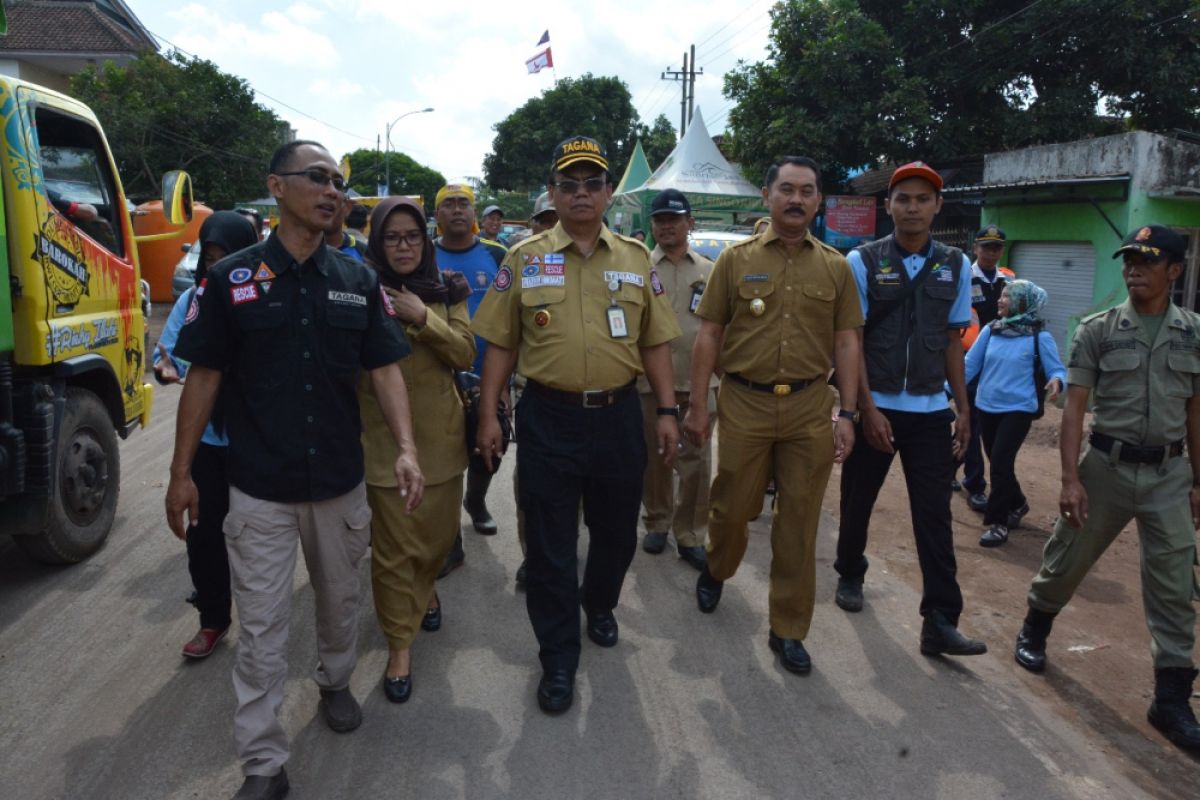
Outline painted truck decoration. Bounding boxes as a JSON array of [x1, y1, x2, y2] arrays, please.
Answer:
[[0, 76, 192, 563]]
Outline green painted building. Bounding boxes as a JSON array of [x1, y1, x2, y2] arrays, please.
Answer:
[[945, 131, 1200, 353]]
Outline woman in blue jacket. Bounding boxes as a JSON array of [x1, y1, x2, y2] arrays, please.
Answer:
[[963, 280, 1066, 547]]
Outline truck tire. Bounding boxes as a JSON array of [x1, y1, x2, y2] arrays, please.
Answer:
[[14, 388, 120, 564]]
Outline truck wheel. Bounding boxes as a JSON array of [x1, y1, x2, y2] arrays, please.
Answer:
[[15, 388, 120, 564]]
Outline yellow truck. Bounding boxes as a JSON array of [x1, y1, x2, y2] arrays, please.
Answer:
[[0, 76, 191, 563]]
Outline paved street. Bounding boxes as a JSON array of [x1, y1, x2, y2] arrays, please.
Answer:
[[0, 381, 1164, 799]]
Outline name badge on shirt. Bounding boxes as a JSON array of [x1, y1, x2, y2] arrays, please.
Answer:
[[935, 269, 954, 283], [607, 305, 629, 338], [875, 272, 901, 285], [603, 271, 644, 287]]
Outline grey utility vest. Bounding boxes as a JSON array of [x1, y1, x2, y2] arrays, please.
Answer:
[[855, 234, 963, 395]]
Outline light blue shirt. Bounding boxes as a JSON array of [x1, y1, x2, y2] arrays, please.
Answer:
[[963, 326, 1067, 415], [849, 244, 972, 413], [154, 289, 228, 447]]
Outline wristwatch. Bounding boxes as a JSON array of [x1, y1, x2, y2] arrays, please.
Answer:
[[656, 406, 680, 417], [837, 408, 860, 424]]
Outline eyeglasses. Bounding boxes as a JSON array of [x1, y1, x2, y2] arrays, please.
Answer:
[[553, 177, 607, 194], [276, 168, 347, 192], [382, 231, 424, 248]]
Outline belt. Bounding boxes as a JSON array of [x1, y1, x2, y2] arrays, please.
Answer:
[[1089, 432, 1184, 464], [726, 372, 815, 396], [526, 379, 636, 409]]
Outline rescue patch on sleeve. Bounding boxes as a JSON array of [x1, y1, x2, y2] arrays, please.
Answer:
[[494, 266, 513, 291], [380, 285, 397, 317], [650, 268, 665, 296], [231, 283, 260, 305]]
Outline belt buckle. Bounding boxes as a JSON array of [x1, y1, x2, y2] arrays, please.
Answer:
[[773, 384, 792, 396], [582, 389, 607, 408]]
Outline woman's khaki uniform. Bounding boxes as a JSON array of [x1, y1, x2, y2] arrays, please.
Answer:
[[359, 300, 475, 650]]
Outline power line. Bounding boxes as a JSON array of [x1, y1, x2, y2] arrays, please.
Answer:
[[695, 0, 772, 49], [145, 28, 374, 143], [701, 19, 773, 69], [696, 7, 772, 61]]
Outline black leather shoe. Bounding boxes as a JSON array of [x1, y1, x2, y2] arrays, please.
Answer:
[[768, 630, 812, 674], [436, 534, 465, 580], [318, 687, 363, 732], [586, 609, 618, 647], [1007, 502, 1030, 530], [835, 577, 863, 613], [515, 559, 527, 589], [1014, 608, 1055, 673], [537, 668, 574, 714], [677, 545, 707, 571], [920, 611, 987, 657], [696, 565, 723, 613], [421, 594, 442, 632], [642, 531, 668, 554], [1148, 667, 1200, 753], [232, 769, 289, 800], [463, 470, 498, 534], [382, 672, 412, 704]]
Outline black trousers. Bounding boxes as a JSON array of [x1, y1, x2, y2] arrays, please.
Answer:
[[835, 408, 964, 624], [960, 400, 987, 494], [516, 388, 645, 673], [977, 410, 1034, 526], [188, 442, 232, 630]]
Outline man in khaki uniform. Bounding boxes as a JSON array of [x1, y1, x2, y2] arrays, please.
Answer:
[[473, 135, 682, 714], [1016, 224, 1200, 753], [683, 156, 863, 675], [639, 188, 716, 571]]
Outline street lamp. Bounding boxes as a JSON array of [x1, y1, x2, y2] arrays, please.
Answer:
[[384, 107, 434, 196]]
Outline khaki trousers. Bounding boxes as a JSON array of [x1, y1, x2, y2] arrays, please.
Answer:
[[640, 391, 715, 548], [1029, 447, 1198, 668], [370, 478, 462, 650], [223, 482, 372, 776], [707, 378, 834, 640]]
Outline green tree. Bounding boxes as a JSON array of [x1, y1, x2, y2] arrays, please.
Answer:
[[70, 51, 287, 208], [724, 0, 1200, 188], [483, 74, 643, 191], [638, 114, 677, 171], [342, 148, 446, 208]]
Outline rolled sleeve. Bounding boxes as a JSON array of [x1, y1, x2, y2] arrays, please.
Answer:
[[833, 257, 865, 331], [1066, 323, 1099, 388], [174, 278, 232, 370], [847, 250, 870, 319], [471, 260, 522, 349]]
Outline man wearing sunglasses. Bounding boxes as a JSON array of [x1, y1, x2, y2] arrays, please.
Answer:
[[472, 135, 682, 714], [432, 183, 509, 575], [167, 139, 423, 800]]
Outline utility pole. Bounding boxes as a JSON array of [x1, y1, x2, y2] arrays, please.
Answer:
[[661, 46, 702, 137]]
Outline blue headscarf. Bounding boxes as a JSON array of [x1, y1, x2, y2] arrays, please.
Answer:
[[991, 279, 1048, 337]]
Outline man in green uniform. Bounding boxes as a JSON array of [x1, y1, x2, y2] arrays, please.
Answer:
[[473, 135, 682, 714], [683, 156, 863, 675], [1015, 224, 1200, 753]]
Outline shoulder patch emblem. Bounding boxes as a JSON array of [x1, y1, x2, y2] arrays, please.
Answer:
[[650, 268, 665, 296], [253, 263, 275, 281], [380, 285, 397, 317], [494, 266, 512, 291], [229, 267, 253, 285]]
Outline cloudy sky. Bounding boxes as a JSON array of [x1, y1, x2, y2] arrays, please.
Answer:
[[123, 0, 775, 183]]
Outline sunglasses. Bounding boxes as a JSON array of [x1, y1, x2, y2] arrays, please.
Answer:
[[382, 231, 424, 248], [276, 168, 347, 192], [553, 177, 607, 194]]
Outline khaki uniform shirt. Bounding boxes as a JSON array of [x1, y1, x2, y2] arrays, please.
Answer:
[[359, 299, 476, 487], [695, 227, 863, 384], [637, 245, 717, 394], [472, 223, 682, 392], [1067, 299, 1200, 446]]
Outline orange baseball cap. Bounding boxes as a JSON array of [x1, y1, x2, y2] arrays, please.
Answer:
[[889, 161, 943, 192]]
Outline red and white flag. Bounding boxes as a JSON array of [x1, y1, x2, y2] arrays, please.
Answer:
[[526, 47, 553, 74]]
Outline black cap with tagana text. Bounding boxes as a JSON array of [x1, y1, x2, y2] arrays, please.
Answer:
[[975, 224, 1006, 245], [553, 135, 609, 173], [1113, 224, 1186, 262], [650, 188, 691, 216]]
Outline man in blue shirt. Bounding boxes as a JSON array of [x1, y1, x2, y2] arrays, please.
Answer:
[[433, 184, 507, 571], [834, 161, 987, 657], [324, 192, 366, 261]]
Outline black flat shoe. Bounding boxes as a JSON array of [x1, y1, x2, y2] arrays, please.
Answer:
[[537, 668, 574, 714], [585, 609, 618, 647], [383, 672, 412, 704], [696, 565, 723, 613], [677, 545, 707, 571], [421, 594, 442, 632], [768, 630, 812, 674]]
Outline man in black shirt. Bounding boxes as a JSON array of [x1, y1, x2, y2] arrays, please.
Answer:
[[166, 140, 423, 800]]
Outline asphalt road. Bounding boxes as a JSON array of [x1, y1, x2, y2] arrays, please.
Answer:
[[0, 380, 1157, 799]]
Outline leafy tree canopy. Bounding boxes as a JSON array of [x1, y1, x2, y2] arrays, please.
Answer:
[[484, 74, 645, 191], [341, 148, 446, 209], [70, 51, 287, 208], [724, 0, 1200, 189], [638, 114, 678, 171]]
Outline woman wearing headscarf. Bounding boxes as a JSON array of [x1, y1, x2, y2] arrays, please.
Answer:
[[154, 210, 258, 658], [962, 279, 1067, 547], [358, 197, 475, 702]]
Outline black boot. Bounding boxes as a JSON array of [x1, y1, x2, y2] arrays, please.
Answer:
[[463, 467, 497, 534], [1148, 667, 1200, 753], [1014, 608, 1056, 673], [436, 533, 464, 580], [919, 610, 987, 656]]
